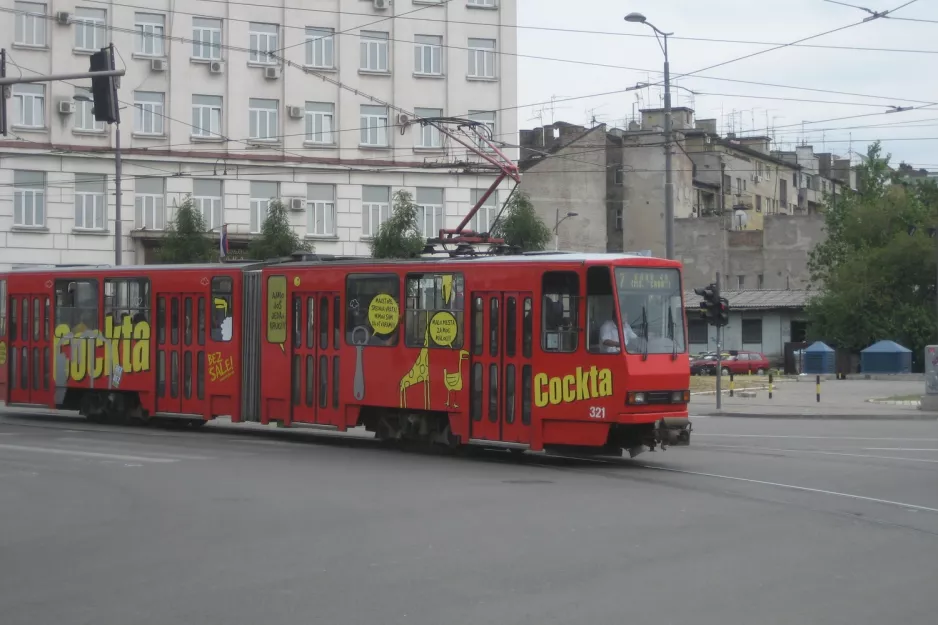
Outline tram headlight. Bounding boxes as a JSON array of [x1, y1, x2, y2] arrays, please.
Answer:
[[672, 390, 690, 403], [627, 392, 647, 405]]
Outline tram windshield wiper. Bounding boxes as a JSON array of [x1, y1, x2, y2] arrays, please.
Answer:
[[641, 306, 649, 361]]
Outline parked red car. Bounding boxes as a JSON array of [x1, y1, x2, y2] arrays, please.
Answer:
[[719, 351, 771, 376]]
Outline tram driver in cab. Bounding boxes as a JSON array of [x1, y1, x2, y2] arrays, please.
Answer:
[[600, 310, 638, 354]]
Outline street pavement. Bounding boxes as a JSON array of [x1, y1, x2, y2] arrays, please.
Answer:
[[2, 411, 938, 625], [691, 377, 934, 419]]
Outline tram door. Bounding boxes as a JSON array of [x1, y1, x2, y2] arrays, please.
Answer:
[[155, 294, 206, 415], [290, 292, 342, 426], [469, 291, 534, 443], [6, 294, 52, 406]]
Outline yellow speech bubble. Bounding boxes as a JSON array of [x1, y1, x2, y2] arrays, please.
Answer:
[[429, 311, 458, 348], [368, 294, 399, 335]]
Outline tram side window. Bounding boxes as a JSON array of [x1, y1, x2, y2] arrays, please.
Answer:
[[541, 271, 579, 353], [104, 278, 151, 332], [586, 266, 617, 354], [0, 279, 6, 337], [211, 276, 234, 342], [404, 273, 464, 349], [345, 274, 400, 347], [55, 280, 99, 331]]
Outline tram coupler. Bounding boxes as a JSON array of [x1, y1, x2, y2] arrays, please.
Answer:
[[655, 418, 692, 449]]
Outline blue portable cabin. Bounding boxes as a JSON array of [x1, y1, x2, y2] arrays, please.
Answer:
[[860, 340, 912, 374], [802, 341, 835, 375]]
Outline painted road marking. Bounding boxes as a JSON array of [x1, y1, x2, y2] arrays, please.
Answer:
[[639, 464, 938, 513], [699, 443, 938, 464], [51, 438, 215, 460], [694, 434, 938, 442], [0, 444, 181, 464], [863, 448, 938, 452]]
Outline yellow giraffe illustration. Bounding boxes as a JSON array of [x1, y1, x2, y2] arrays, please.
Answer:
[[399, 319, 431, 409], [444, 350, 470, 408]]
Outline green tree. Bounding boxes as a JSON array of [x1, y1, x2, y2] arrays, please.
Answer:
[[159, 196, 216, 263], [247, 200, 311, 260], [807, 142, 938, 369], [491, 191, 552, 252], [370, 190, 427, 259]]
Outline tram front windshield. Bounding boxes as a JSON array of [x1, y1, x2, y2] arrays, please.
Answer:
[[614, 267, 686, 355]]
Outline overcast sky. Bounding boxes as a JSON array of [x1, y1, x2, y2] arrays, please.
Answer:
[[515, 0, 938, 169]]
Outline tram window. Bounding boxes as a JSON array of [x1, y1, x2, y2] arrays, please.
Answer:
[[9, 297, 16, 340], [521, 365, 532, 425], [184, 297, 193, 346], [586, 266, 616, 354], [44, 297, 50, 341], [32, 298, 39, 341], [506, 297, 517, 357], [21, 298, 28, 341], [0, 279, 6, 337], [489, 298, 499, 357], [404, 273, 464, 349], [212, 276, 234, 342], [319, 296, 328, 350], [197, 297, 206, 346], [293, 296, 303, 349], [197, 351, 206, 400], [522, 297, 533, 358], [333, 297, 341, 349], [104, 279, 151, 338], [157, 297, 166, 345], [541, 271, 579, 353], [471, 296, 484, 356], [55, 280, 99, 331], [306, 297, 315, 349], [170, 298, 179, 346], [345, 274, 400, 347]]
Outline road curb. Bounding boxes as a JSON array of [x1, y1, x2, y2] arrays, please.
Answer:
[[695, 411, 938, 421]]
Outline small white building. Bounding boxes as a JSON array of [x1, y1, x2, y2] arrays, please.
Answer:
[[0, 0, 518, 267]]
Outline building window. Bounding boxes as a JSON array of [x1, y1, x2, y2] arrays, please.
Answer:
[[74, 174, 106, 230], [74, 7, 105, 51], [360, 104, 389, 147], [468, 110, 496, 150], [192, 94, 222, 138], [307, 184, 335, 236], [345, 274, 400, 346], [737, 275, 745, 289], [250, 181, 278, 233], [755, 195, 762, 212], [742, 319, 762, 344], [193, 179, 222, 230], [133, 91, 164, 135], [135, 13, 165, 56], [758, 274, 764, 289], [615, 208, 623, 231], [360, 31, 389, 72], [305, 102, 334, 144], [405, 273, 464, 349], [615, 167, 625, 185], [15, 2, 46, 47], [414, 107, 442, 148], [687, 319, 708, 344], [467, 38, 496, 78], [249, 98, 278, 141], [414, 35, 442, 75], [13, 170, 45, 228], [362, 186, 390, 237], [305, 27, 334, 68], [470, 189, 497, 233], [12, 83, 44, 128], [249, 22, 279, 64], [135, 177, 164, 230], [416, 188, 444, 239], [468, 0, 496, 5], [74, 87, 103, 132], [192, 17, 222, 60]]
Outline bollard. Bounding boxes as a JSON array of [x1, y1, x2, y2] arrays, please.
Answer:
[[769, 373, 774, 399], [816, 374, 821, 403], [729, 373, 735, 397]]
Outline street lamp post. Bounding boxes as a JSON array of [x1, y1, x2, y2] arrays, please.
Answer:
[[75, 94, 122, 266], [625, 12, 675, 260], [554, 209, 578, 251]]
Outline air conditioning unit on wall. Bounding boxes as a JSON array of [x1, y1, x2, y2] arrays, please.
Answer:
[[373, 0, 390, 9], [290, 198, 305, 211]]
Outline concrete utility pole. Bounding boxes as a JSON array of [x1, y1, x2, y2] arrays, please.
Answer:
[[715, 271, 723, 410], [625, 13, 675, 259]]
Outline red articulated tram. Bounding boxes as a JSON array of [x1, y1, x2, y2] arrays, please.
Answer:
[[0, 252, 692, 457]]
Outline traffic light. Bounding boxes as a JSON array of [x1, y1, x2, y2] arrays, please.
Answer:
[[694, 283, 718, 324], [717, 297, 729, 327], [90, 46, 119, 124]]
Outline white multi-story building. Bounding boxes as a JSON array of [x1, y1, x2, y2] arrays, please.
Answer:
[[0, 0, 518, 267]]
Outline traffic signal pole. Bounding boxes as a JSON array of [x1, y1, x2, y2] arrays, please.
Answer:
[[715, 272, 722, 410], [0, 68, 124, 86]]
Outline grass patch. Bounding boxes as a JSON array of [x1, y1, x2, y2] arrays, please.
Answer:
[[690, 375, 769, 393]]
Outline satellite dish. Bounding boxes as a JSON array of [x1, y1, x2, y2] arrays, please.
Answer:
[[734, 209, 749, 230]]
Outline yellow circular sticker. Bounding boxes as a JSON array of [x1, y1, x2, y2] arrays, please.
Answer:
[[429, 311, 458, 347], [293, 276, 301, 287], [368, 294, 399, 335], [0, 341, 6, 366]]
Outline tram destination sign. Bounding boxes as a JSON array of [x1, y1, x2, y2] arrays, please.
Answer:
[[619, 268, 676, 291]]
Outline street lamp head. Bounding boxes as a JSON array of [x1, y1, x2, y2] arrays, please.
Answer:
[[624, 12, 647, 23], [566, 212, 579, 218], [73, 94, 92, 102]]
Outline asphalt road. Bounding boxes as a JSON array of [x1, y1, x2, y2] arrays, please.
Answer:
[[1, 412, 937, 625]]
